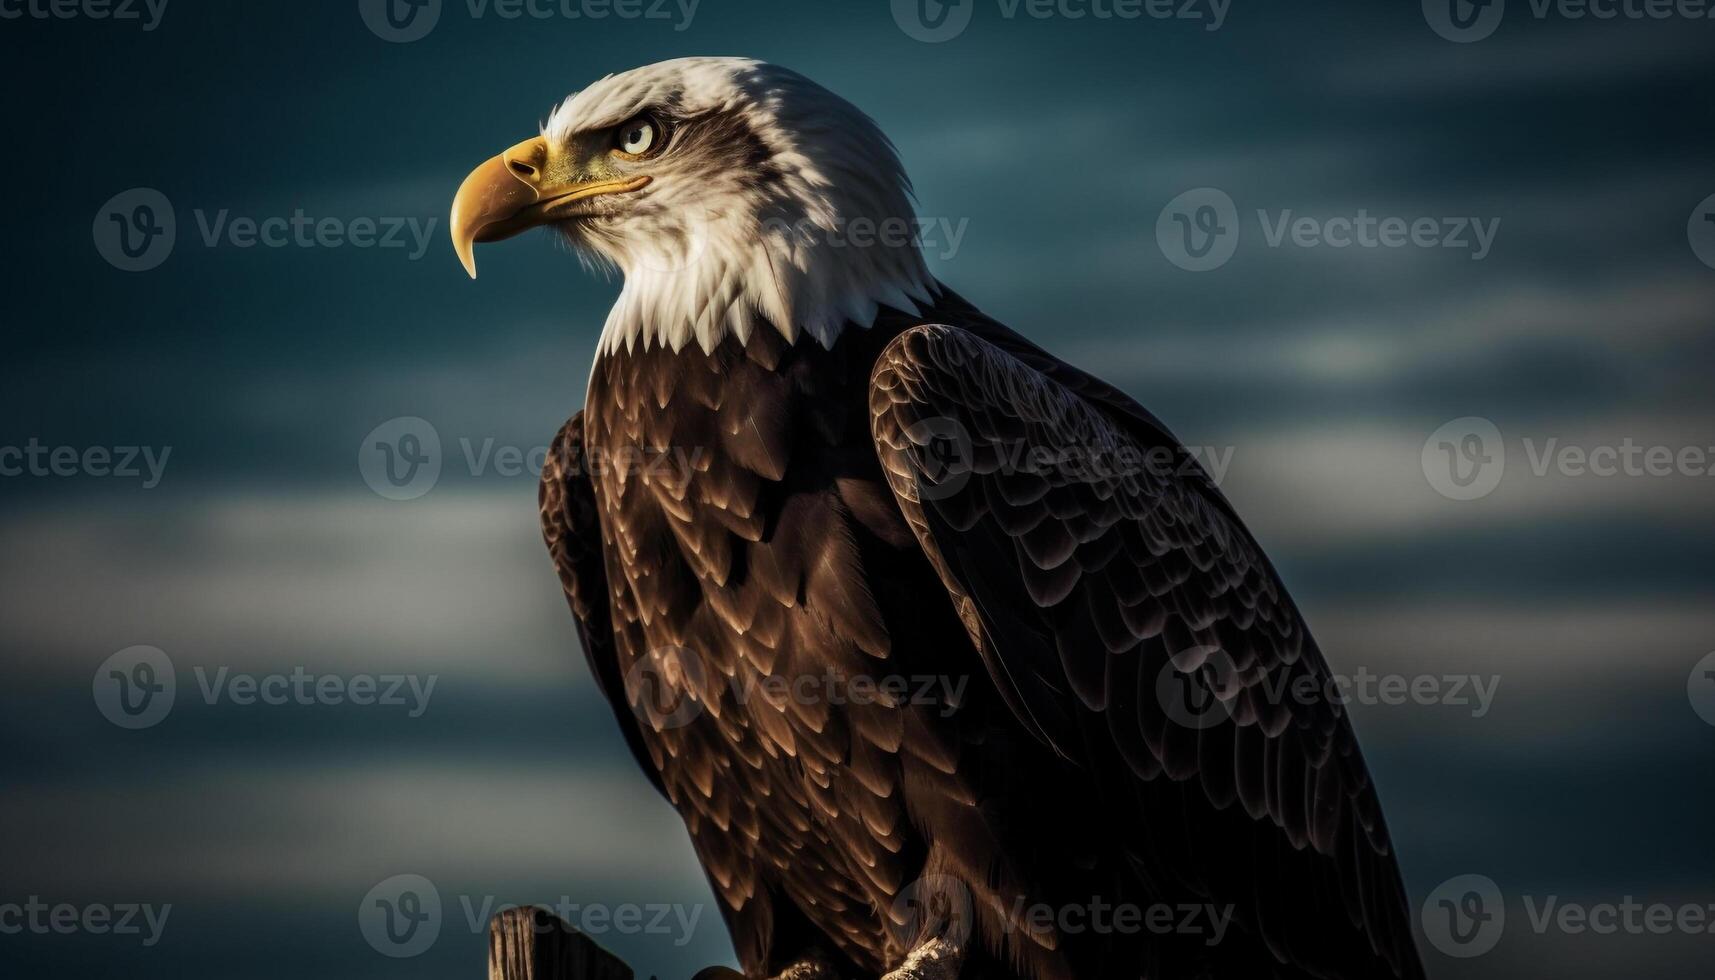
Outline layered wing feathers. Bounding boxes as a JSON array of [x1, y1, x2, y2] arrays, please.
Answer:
[[868, 323, 1424, 980]]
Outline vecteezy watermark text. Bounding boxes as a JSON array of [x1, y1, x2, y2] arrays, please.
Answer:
[[93, 646, 437, 729], [0, 898, 171, 947], [892, 0, 1230, 43], [760, 215, 972, 262], [457, 896, 703, 946], [1157, 655, 1501, 730], [891, 876, 1234, 950], [0, 440, 171, 488], [1157, 189, 1500, 271], [359, 416, 711, 501], [1256, 210, 1499, 259], [192, 666, 437, 718], [1005, 897, 1234, 945], [1426, 0, 1715, 43], [626, 648, 973, 731], [94, 188, 437, 272], [1422, 417, 1715, 500], [1421, 875, 1715, 959], [732, 670, 970, 718], [0, 0, 167, 30], [358, 0, 699, 42], [359, 874, 704, 958], [899, 415, 1234, 505]]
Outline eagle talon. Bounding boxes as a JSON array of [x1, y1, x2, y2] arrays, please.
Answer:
[[880, 939, 962, 980], [774, 953, 842, 980]]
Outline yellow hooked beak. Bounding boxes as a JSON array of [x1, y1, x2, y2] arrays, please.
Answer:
[[449, 135, 652, 278]]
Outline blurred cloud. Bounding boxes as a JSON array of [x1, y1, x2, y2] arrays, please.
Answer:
[[0, 492, 574, 683], [1062, 273, 1715, 385], [1328, 22, 1715, 95], [0, 761, 701, 896]]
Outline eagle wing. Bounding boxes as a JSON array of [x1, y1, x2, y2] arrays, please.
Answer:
[[540, 411, 665, 796], [868, 323, 1425, 979]]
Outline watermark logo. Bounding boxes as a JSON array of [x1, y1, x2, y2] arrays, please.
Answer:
[[359, 0, 442, 41], [93, 188, 176, 272], [0, 0, 168, 30], [891, 0, 976, 41], [900, 417, 976, 502], [93, 646, 176, 730], [360, 874, 443, 958], [890, 875, 974, 950], [1423, 0, 1505, 42], [1689, 652, 1715, 727], [1422, 417, 1505, 501], [1689, 193, 1715, 271], [1157, 188, 1240, 272], [1422, 874, 1505, 958], [1155, 648, 1239, 730], [360, 417, 443, 501], [624, 646, 710, 731]]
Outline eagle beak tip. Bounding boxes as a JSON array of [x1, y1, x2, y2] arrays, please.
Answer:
[[454, 239, 478, 279]]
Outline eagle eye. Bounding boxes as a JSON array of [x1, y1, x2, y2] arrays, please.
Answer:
[[612, 115, 663, 159]]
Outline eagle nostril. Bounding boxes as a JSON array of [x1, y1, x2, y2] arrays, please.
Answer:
[[507, 159, 539, 181]]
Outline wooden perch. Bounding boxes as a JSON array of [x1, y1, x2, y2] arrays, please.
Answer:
[[487, 906, 639, 980]]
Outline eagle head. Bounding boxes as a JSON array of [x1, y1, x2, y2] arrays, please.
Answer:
[[450, 57, 934, 354]]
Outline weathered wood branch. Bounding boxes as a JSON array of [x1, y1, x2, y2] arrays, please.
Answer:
[[487, 906, 639, 980]]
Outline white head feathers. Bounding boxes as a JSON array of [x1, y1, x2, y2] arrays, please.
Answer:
[[542, 57, 935, 356]]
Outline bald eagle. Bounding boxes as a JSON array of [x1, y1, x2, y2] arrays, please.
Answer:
[[451, 58, 1425, 980]]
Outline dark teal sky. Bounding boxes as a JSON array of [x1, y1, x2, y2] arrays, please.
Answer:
[[3, 2, 1714, 978]]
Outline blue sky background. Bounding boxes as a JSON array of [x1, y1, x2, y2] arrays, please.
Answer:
[[2, 1, 1713, 977]]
